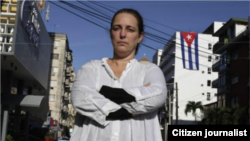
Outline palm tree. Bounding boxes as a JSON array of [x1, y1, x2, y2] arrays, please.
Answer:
[[185, 101, 204, 124]]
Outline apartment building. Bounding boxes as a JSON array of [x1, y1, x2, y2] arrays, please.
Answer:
[[158, 30, 220, 124], [212, 18, 249, 110], [48, 33, 76, 137]]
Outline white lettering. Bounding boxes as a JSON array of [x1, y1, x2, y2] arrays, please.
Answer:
[[172, 129, 178, 136]]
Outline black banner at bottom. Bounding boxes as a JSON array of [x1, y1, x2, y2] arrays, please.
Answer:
[[167, 125, 249, 141]]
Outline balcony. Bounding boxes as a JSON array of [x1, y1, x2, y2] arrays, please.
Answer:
[[70, 66, 74, 72], [219, 64, 229, 72], [64, 79, 70, 87], [165, 67, 174, 82], [213, 38, 229, 53], [212, 79, 219, 88], [160, 47, 175, 67], [162, 57, 175, 73], [69, 76, 74, 82], [65, 67, 70, 73], [217, 85, 229, 95], [64, 92, 69, 100], [212, 61, 220, 72], [67, 52, 72, 62], [62, 105, 68, 113]]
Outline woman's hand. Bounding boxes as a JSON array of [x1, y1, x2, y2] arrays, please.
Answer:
[[144, 83, 150, 87]]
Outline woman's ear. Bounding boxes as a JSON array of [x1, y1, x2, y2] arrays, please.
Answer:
[[138, 32, 144, 43]]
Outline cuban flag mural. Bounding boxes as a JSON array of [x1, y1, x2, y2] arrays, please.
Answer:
[[180, 32, 199, 70]]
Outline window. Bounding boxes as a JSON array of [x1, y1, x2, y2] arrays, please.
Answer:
[[54, 40, 60, 49], [51, 80, 57, 87], [207, 92, 211, 101], [49, 94, 56, 102], [208, 43, 212, 50], [220, 51, 227, 70], [215, 55, 220, 60], [52, 53, 59, 60], [208, 55, 212, 62], [207, 80, 211, 86], [51, 67, 59, 76], [208, 68, 211, 74], [219, 73, 226, 86]]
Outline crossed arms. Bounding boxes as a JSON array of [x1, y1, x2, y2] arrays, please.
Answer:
[[71, 62, 167, 126]]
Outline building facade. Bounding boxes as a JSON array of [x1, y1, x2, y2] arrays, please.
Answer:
[[212, 18, 249, 111], [1, 0, 52, 140], [153, 49, 163, 66], [48, 33, 76, 137], [158, 31, 219, 125]]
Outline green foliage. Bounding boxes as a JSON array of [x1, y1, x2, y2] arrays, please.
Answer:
[[202, 105, 248, 125], [5, 134, 13, 141]]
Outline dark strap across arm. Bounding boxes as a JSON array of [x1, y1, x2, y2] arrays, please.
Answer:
[[106, 108, 132, 120], [99, 85, 136, 105]]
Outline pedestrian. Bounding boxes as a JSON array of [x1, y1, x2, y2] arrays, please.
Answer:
[[70, 8, 167, 141]]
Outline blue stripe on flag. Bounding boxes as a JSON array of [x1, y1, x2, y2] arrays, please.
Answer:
[[188, 47, 193, 69], [180, 35, 186, 68], [195, 36, 199, 70]]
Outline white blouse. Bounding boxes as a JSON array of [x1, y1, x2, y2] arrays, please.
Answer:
[[70, 58, 167, 141]]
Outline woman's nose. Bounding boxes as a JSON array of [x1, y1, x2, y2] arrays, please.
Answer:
[[120, 29, 126, 39]]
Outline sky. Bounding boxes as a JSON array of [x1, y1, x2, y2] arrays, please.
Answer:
[[43, 0, 250, 73]]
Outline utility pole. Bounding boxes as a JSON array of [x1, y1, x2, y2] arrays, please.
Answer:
[[175, 82, 178, 125], [168, 90, 172, 125], [164, 90, 171, 141]]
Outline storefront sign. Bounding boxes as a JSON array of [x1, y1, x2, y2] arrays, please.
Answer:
[[20, 0, 41, 47]]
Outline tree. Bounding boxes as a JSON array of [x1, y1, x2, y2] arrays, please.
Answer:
[[185, 101, 204, 124]]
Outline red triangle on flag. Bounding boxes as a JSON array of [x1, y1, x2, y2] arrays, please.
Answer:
[[181, 32, 197, 47]]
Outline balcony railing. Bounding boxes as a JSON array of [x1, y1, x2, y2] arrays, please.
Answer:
[[213, 38, 229, 52], [212, 61, 220, 72], [65, 79, 70, 87], [212, 79, 219, 88], [64, 92, 69, 100], [217, 85, 229, 95]]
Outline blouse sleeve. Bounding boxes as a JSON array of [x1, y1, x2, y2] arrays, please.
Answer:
[[121, 64, 167, 115], [71, 61, 121, 126]]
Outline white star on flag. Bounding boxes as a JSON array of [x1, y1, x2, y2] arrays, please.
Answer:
[[187, 34, 192, 40]]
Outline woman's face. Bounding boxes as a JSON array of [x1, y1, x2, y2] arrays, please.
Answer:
[[111, 13, 143, 58]]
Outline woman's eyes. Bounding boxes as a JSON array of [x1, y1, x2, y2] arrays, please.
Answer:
[[112, 27, 119, 31], [128, 29, 135, 32], [112, 27, 135, 32]]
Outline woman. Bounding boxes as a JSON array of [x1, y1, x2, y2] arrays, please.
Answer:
[[70, 8, 167, 141]]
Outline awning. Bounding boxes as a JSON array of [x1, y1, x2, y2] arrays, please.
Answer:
[[1, 94, 49, 112]]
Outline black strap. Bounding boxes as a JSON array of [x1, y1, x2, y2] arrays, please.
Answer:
[[99, 85, 136, 104], [106, 108, 132, 120]]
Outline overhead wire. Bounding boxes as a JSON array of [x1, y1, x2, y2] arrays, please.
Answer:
[[85, 0, 218, 58], [54, 0, 212, 68], [87, 0, 218, 46], [72, 0, 213, 67]]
